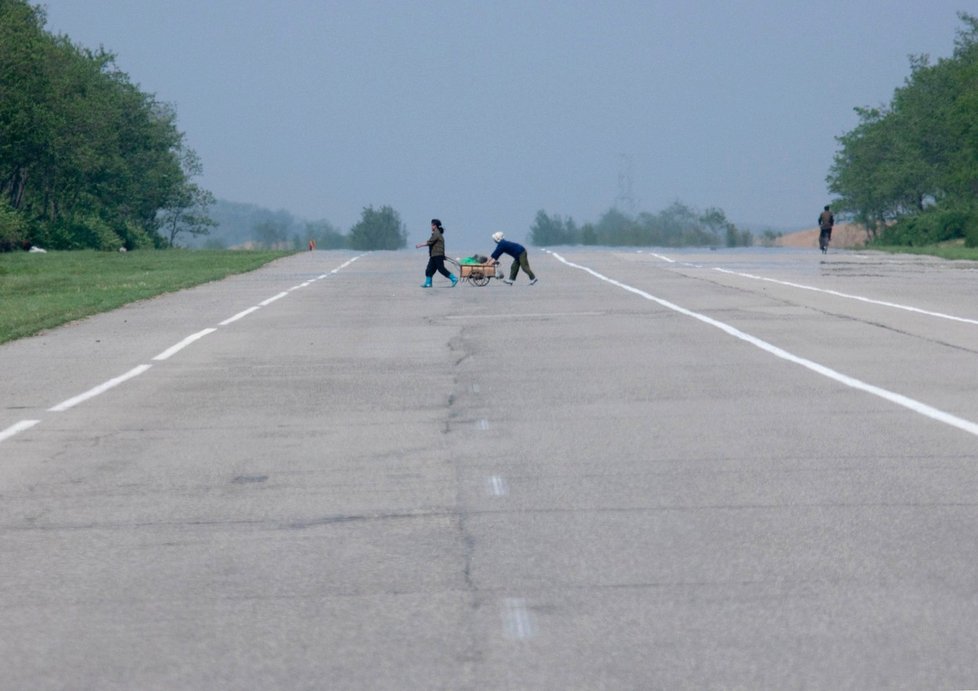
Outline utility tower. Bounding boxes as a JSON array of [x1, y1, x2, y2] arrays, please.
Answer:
[[615, 153, 636, 215]]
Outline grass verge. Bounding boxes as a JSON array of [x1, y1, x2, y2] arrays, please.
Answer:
[[869, 240, 978, 261], [0, 249, 293, 345]]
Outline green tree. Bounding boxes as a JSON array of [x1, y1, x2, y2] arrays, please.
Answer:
[[580, 223, 597, 245], [700, 207, 751, 247], [305, 219, 348, 249], [253, 219, 289, 249], [828, 13, 978, 243], [0, 197, 27, 250], [158, 150, 216, 246], [595, 208, 636, 246], [159, 182, 216, 247], [529, 209, 577, 246], [0, 0, 48, 212], [0, 0, 211, 250], [348, 205, 406, 250]]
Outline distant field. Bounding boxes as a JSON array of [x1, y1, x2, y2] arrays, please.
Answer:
[[0, 249, 292, 345]]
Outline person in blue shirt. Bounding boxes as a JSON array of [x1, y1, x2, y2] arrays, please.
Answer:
[[489, 232, 538, 285]]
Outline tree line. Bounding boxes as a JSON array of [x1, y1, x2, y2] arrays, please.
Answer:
[[828, 12, 978, 246], [0, 0, 214, 251], [197, 200, 407, 252], [528, 202, 753, 248]]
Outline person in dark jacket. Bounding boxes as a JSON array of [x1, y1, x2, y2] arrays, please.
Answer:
[[489, 232, 537, 285], [818, 205, 834, 254], [416, 219, 457, 288]]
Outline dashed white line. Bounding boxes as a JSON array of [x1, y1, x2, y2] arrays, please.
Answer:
[[477, 418, 490, 430], [550, 251, 978, 438], [152, 328, 217, 361], [0, 420, 41, 444], [48, 364, 153, 412], [259, 291, 289, 306], [220, 306, 262, 326], [502, 598, 536, 640], [17, 255, 367, 430], [487, 475, 509, 497], [332, 256, 362, 273]]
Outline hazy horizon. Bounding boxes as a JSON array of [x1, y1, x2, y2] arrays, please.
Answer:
[[39, 1, 970, 248]]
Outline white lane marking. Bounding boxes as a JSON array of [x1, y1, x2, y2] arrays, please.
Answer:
[[502, 598, 536, 640], [30, 256, 368, 422], [444, 311, 604, 320], [487, 475, 509, 497], [152, 328, 218, 361], [220, 306, 262, 326], [220, 255, 364, 326], [649, 252, 676, 263], [472, 383, 481, 394], [332, 256, 362, 273], [259, 291, 289, 306], [713, 267, 978, 326], [0, 420, 41, 444], [478, 418, 490, 430], [49, 365, 153, 412], [549, 251, 978, 438]]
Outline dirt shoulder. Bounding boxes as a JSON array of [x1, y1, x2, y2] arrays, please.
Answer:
[[775, 223, 868, 249]]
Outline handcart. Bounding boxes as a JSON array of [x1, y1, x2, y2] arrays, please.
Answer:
[[446, 257, 504, 286]]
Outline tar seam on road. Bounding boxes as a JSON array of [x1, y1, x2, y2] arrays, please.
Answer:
[[549, 250, 978, 439]]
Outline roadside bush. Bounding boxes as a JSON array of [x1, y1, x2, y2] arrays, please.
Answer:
[[41, 214, 124, 250], [877, 208, 969, 246], [0, 200, 28, 252], [965, 215, 978, 247], [116, 220, 161, 250]]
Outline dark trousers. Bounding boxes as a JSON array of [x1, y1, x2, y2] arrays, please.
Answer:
[[425, 255, 452, 278], [509, 251, 536, 280], [819, 228, 832, 249]]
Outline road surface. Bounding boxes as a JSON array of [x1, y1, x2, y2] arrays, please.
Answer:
[[2, 247, 978, 689]]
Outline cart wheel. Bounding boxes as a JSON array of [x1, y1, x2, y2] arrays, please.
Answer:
[[470, 274, 490, 286]]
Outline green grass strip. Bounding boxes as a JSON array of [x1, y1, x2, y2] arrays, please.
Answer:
[[0, 249, 293, 344], [869, 244, 978, 261]]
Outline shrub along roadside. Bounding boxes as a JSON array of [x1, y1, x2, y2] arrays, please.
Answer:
[[0, 249, 292, 344]]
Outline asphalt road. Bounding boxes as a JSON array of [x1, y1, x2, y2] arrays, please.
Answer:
[[2, 247, 978, 690]]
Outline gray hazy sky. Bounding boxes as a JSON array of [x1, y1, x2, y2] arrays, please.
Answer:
[[40, 1, 970, 247]]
